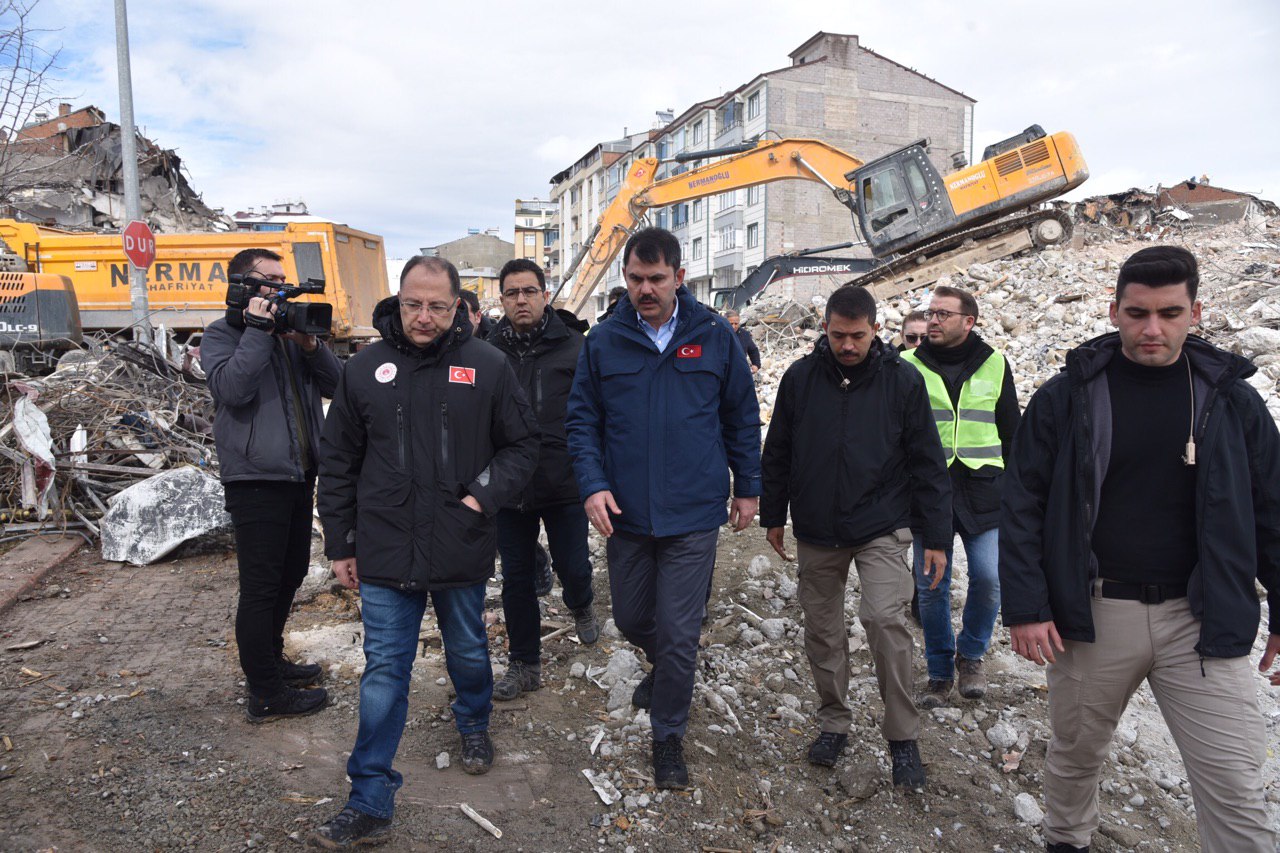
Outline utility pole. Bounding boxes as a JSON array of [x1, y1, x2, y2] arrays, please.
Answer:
[[113, 0, 151, 346]]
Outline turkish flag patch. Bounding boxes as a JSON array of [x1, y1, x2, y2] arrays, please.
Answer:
[[676, 345, 702, 358], [449, 366, 476, 386]]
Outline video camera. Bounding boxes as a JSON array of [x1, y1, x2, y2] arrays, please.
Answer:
[[225, 274, 333, 336]]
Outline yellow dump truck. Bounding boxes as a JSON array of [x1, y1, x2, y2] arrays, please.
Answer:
[[0, 219, 391, 353]]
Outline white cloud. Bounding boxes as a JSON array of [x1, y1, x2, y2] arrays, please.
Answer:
[[29, 0, 1280, 255]]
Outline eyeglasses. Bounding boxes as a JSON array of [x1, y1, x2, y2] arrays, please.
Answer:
[[903, 333, 924, 343], [400, 298, 457, 317], [925, 309, 971, 321], [501, 287, 544, 301]]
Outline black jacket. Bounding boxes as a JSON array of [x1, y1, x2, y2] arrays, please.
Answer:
[[317, 297, 540, 591], [202, 319, 342, 483], [489, 308, 584, 509], [735, 326, 761, 369], [1000, 333, 1280, 657], [910, 333, 1020, 534], [761, 337, 953, 549]]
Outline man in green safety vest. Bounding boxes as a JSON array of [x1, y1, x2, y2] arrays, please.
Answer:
[[901, 285, 1020, 708]]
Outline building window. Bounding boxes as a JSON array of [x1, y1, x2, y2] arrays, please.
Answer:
[[692, 237, 703, 260], [718, 190, 736, 211], [692, 120, 704, 145], [672, 204, 688, 227], [569, 186, 580, 204], [718, 226, 737, 251], [692, 199, 703, 222], [524, 234, 535, 247], [747, 91, 761, 120], [746, 222, 759, 248], [747, 185, 761, 206], [657, 139, 670, 159]]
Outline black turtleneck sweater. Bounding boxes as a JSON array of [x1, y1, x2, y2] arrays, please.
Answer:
[[1091, 352, 1198, 586]]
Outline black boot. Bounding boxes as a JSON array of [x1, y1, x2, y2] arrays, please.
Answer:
[[245, 686, 328, 723], [652, 734, 688, 789], [278, 655, 324, 687], [308, 806, 391, 848], [889, 739, 926, 790]]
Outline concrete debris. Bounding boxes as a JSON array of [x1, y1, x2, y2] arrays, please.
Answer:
[[4, 108, 230, 233], [1013, 792, 1044, 825], [0, 337, 217, 549], [99, 467, 230, 565]]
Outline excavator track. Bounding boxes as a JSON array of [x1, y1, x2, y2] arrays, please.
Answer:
[[850, 209, 1074, 298]]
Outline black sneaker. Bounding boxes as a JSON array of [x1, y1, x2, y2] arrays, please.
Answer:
[[572, 606, 600, 645], [631, 671, 655, 710], [652, 734, 688, 789], [533, 544, 553, 597], [1045, 844, 1089, 853], [279, 656, 324, 687], [308, 806, 391, 848], [461, 730, 494, 775], [245, 686, 328, 723], [807, 731, 848, 767], [492, 660, 540, 701], [889, 739, 926, 790]]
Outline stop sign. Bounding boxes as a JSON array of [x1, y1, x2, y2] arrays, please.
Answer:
[[122, 220, 156, 269]]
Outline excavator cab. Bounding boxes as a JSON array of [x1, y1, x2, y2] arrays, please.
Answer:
[[847, 141, 959, 257]]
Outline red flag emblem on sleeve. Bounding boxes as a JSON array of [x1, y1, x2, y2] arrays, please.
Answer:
[[449, 366, 476, 386], [676, 345, 701, 358]]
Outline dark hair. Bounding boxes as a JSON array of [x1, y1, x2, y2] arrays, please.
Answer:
[[499, 258, 545, 292], [607, 286, 627, 302], [904, 310, 928, 325], [400, 255, 461, 295], [229, 248, 282, 278], [1117, 245, 1199, 302], [622, 227, 681, 271], [458, 289, 480, 313], [825, 285, 877, 324], [932, 285, 979, 319]]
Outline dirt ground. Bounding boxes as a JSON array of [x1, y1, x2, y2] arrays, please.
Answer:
[[2, 524, 1274, 852]]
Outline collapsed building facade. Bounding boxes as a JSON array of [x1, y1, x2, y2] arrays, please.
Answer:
[[0, 103, 229, 232]]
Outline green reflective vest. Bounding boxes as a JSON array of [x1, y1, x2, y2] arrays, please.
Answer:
[[900, 348, 1005, 470]]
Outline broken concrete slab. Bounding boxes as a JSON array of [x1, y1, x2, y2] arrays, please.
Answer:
[[99, 467, 230, 565]]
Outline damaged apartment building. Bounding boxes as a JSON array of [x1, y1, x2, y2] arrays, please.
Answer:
[[548, 32, 975, 312], [0, 103, 228, 232]]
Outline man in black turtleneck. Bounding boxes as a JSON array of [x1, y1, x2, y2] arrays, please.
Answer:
[[901, 286, 1020, 709], [761, 285, 951, 788], [1001, 246, 1280, 853]]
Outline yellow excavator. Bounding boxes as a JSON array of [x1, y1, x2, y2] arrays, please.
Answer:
[[554, 125, 1088, 314]]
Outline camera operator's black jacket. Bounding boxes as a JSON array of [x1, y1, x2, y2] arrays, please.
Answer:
[[760, 336, 952, 549], [317, 296, 540, 591], [202, 319, 342, 483], [1000, 333, 1280, 657], [488, 308, 585, 510]]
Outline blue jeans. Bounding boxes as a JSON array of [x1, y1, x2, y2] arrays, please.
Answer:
[[346, 581, 491, 820], [913, 527, 1000, 681], [496, 502, 594, 664]]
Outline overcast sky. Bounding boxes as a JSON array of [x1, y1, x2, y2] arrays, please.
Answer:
[[34, 0, 1280, 258]]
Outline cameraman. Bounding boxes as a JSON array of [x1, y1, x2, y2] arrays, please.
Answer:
[[202, 248, 342, 722]]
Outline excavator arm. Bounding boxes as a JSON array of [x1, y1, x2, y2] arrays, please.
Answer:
[[555, 138, 864, 315]]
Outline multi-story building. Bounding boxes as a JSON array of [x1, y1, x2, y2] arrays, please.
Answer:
[[552, 32, 975, 312], [514, 198, 557, 271], [422, 228, 515, 304]]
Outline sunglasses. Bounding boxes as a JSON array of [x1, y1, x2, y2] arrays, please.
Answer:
[[903, 333, 924, 343]]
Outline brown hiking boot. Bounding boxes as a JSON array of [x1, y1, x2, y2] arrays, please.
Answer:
[[956, 654, 987, 699], [916, 679, 953, 710]]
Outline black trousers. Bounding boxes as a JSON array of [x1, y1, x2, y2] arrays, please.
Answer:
[[496, 502, 595, 665], [224, 478, 315, 698], [606, 528, 718, 741]]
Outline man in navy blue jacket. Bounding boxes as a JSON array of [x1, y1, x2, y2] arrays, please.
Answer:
[[567, 227, 762, 789]]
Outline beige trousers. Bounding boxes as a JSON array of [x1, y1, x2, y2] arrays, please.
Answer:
[[796, 529, 919, 742], [1044, 590, 1274, 852]]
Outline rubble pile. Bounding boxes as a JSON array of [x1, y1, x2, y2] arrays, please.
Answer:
[[744, 216, 1280, 427], [0, 339, 217, 550]]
